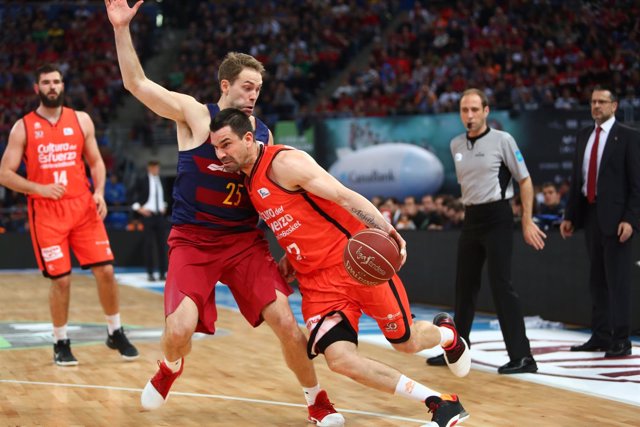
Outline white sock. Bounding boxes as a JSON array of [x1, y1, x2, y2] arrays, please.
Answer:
[[106, 313, 121, 335], [439, 326, 455, 348], [53, 325, 67, 342], [394, 375, 440, 403], [303, 384, 321, 406], [164, 357, 182, 373]]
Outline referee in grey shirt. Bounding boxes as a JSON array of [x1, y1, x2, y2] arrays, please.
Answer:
[[427, 88, 546, 374]]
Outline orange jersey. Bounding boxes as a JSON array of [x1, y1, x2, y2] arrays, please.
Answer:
[[246, 145, 365, 274], [22, 107, 90, 199]]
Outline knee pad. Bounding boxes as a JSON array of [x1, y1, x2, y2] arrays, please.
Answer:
[[307, 311, 358, 359]]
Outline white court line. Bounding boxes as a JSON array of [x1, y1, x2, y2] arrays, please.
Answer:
[[0, 379, 428, 425]]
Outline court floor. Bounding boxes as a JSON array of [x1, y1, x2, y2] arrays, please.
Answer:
[[0, 269, 638, 426]]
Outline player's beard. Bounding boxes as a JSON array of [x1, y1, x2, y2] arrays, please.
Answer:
[[38, 89, 65, 108]]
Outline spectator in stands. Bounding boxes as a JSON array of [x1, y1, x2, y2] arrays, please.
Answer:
[[379, 196, 401, 225], [535, 182, 564, 231], [402, 195, 430, 230], [104, 173, 128, 231]]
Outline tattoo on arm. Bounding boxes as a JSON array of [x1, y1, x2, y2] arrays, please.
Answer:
[[351, 208, 382, 229]]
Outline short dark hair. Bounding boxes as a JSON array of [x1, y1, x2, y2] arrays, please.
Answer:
[[592, 85, 618, 102], [210, 108, 254, 139], [35, 64, 63, 83], [147, 160, 160, 166]]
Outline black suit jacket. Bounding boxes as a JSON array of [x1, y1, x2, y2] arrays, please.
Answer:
[[131, 174, 169, 216], [564, 121, 640, 235]]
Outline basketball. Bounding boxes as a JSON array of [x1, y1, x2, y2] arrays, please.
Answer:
[[343, 229, 402, 286]]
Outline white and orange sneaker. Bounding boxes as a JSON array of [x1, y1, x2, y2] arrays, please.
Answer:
[[141, 358, 184, 410], [307, 390, 345, 426], [433, 312, 471, 378]]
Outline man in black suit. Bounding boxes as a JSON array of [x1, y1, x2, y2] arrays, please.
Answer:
[[560, 86, 640, 358], [131, 160, 169, 281]]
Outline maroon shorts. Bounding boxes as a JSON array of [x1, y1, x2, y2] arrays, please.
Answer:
[[165, 224, 292, 334]]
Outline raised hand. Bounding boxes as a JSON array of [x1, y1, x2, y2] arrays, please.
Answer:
[[105, 0, 144, 28]]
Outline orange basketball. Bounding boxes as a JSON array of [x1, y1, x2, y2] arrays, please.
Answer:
[[343, 229, 402, 286]]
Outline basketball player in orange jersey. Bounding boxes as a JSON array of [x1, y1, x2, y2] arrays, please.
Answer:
[[210, 108, 471, 427], [0, 64, 139, 366], [106, 1, 343, 424]]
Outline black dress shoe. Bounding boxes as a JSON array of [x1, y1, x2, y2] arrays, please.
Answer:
[[159, 274, 166, 281], [498, 355, 537, 374], [426, 354, 446, 366], [605, 340, 632, 358], [147, 274, 156, 282], [570, 340, 609, 352]]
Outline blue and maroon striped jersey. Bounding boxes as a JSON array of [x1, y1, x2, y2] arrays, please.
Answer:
[[170, 104, 270, 231]]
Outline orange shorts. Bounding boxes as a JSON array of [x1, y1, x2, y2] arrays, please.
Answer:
[[298, 262, 414, 344], [27, 192, 113, 278]]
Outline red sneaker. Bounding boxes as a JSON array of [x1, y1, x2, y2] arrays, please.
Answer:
[[307, 390, 344, 426], [140, 358, 184, 410]]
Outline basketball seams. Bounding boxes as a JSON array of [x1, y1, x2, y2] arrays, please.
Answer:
[[357, 229, 399, 251]]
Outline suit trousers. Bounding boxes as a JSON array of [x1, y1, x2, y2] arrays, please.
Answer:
[[453, 200, 531, 361], [584, 204, 632, 343], [142, 214, 168, 276]]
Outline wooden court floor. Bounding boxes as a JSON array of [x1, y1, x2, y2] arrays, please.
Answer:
[[0, 273, 637, 426]]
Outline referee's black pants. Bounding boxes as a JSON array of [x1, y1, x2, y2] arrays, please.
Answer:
[[453, 200, 532, 361]]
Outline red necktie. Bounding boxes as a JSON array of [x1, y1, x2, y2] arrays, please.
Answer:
[[586, 126, 602, 204]]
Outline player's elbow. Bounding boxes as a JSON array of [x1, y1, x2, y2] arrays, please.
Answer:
[[0, 168, 11, 187]]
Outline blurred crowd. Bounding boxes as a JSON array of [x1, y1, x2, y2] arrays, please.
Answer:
[[319, 0, 640, 117], [1, 1, 639, 231], [369, 180, 567, 233]]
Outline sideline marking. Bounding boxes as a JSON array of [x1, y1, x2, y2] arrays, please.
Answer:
[[0, 379, 428, 424]]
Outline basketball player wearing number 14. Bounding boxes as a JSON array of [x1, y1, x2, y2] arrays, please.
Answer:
[[211, 108, 471, 427], [0, 64, 138, 366]]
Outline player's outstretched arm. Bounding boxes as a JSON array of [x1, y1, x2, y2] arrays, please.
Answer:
[[106, 0, 203, 125]]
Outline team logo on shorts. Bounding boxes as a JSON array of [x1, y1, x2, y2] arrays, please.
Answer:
[[384, 322, 398, 332], [305, 315, 321, 331], [257, 188, 271, 199], [41, 245, 63, 262]]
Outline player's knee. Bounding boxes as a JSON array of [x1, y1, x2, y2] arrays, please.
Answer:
[[164, 318, 194, 345], [324, 349, 359, 377], [51, 275, 71, 290], [264, 305, 299, 336], [92, 264, 115, 281]]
